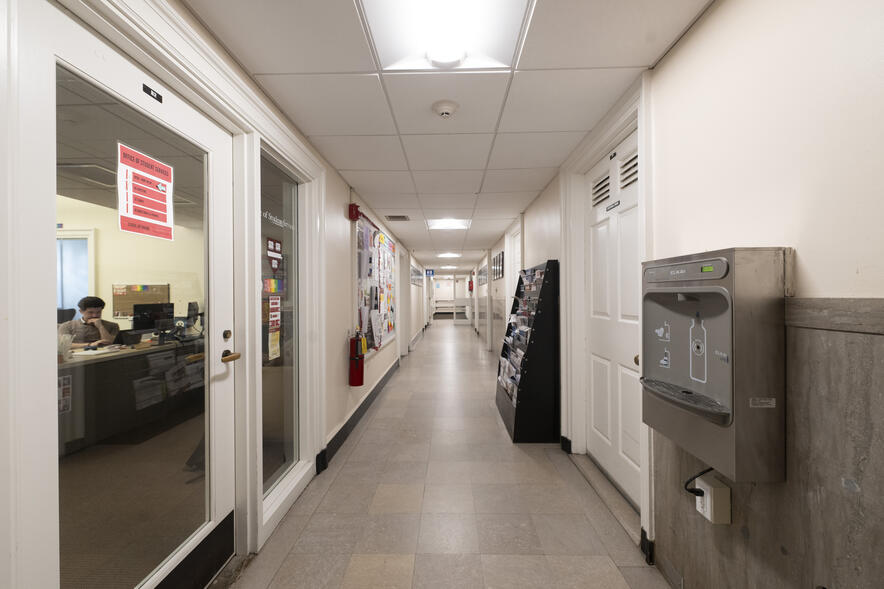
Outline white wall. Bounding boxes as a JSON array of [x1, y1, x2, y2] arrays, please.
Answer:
[[523, 175, 561, 269], [56, 195, 205, 326], [490, 234, 507, 347], [408, 254, 425, 342], [649, 0, 884, 297]]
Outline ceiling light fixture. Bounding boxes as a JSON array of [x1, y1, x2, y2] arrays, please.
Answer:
[[427, 218, 471, 230], [437, 252, 461, 258], [440, 265, 457, 270]]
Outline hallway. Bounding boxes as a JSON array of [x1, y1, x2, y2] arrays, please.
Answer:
[[231, 323, 667, 588]]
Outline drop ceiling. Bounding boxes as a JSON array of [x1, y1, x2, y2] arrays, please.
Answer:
[[183, 0, 710, 269]]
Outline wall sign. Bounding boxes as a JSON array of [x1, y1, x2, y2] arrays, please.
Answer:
[[117, 143, 174, 241], [425, 269, 435, 277], [268, 295, 281, 360]]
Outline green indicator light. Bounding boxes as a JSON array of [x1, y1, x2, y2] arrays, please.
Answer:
[[701, 265, 714, 273]]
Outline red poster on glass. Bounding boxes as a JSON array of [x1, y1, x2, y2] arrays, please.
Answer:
[[117, 143, 174, 241]]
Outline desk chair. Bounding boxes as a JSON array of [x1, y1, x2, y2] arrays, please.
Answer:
[[57, 308, 76, 323]]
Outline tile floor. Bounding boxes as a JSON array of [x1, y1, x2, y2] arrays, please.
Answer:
[[232, 322, 670, 589]]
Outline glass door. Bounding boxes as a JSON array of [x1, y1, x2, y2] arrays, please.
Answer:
[[20, 1, 238, 584]]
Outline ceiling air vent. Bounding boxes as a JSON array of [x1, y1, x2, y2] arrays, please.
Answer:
[[385, 215, 410, 222], [591, 174, 610, 207], [619, 152, 638, 189]]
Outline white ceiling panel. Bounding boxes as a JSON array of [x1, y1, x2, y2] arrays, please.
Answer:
[[422, 208, 475, 220], [383, 220, 432, 247], [475, 191, 540, 210], [340, 170, 415, 194], [431, 232, 467, 249], [518, 0, 711, 69], [499, 68, 644, 132], [402, 134, 494, 170], [418, 194, 478, 209], [488, 132, 586, 169], [471, 208, 520, 220], [384, 72, 510, 134], [468, 218, 512, 235], [481, 168, 557, 193], [184, 0, 375, 74], [255, 74, 395, 135], [413, 170, 483, 194], [309, 135, 408, 170]]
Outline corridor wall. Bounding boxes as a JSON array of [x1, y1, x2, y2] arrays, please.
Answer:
[[490, 236, 507, 348], [408, 254, 425, 344], [646, 0, 884, 586], [522, 175, 561, 269]]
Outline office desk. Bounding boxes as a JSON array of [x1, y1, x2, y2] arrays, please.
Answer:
[[58, 338, 205, 456]]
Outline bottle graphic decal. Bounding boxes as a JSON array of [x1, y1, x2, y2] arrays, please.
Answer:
[[690, 318, 707, 383]]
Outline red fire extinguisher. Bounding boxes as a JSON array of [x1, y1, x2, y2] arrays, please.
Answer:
[[349, 333, 365, 386], [469, 279, 474, 292]]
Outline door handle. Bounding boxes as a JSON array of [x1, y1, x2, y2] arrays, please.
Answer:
[[634, 354, 640, 366], [221, 350, 241, 363]]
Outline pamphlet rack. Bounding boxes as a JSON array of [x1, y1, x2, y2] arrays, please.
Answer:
[[495, 259, 560, 442]]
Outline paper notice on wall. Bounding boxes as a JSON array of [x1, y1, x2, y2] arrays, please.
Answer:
[[117, 143, 174, 241], [369, 310, 381, 344], [58, 375, 72, 414], [268, 295, 281, 360]]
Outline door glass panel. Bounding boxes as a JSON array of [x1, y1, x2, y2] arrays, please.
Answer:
[[56, 65, 208, 587], [260, 154, 299, 494], [57, 238, 89, 316]]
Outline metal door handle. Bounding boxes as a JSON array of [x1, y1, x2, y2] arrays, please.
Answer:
[[634, 355, 640, 366], [221, 350, 241, 363]]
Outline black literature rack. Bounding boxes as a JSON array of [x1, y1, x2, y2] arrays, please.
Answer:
[[495, 260, 560, 442]]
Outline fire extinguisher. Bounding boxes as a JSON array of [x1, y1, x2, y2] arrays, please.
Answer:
[[349, 332, 365, 386], [469, 279, 474, 292]]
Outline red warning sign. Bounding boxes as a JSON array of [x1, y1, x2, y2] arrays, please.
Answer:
[[117, 143, 174, 240]]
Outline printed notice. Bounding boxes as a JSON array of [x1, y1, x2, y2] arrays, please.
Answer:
[[58, 375, 72, 414], [117, 143, 174, 241], [268, 295, 281, 360]]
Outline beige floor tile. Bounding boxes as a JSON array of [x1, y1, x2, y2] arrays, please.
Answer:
[[531, 513, 607, 555], [355, 514, 420, 554], [341, 554, 414, 589], [380, 460, 428, 483], [619, 565, 672, 589], [316, 482, 378, 514], [481, 555, 552, 589], [519, 484, 583, 514], [369, 483, 424, 514], [292, 514, 368, 554], [388, 442, 431, 462], [412, 554, 484, 589], [422, 484, 474, 513], [475, 513, 544, 554], [546, 555, 631, 589], [267, 553, 349, 589], [417, 514, 479, 554], [472, 484, 530, 514], [426, 461, 473, 484]]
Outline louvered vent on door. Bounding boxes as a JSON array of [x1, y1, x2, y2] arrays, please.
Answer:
[[619, 152, 638, 189], [591, 175, 610, 207]]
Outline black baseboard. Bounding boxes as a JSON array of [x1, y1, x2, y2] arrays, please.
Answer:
[[560, 435, 572, 454], [315, 448, 328, 474], [324, 360, 400, 464], [158, 510, 233, 589], [640, 528, 655, 565]]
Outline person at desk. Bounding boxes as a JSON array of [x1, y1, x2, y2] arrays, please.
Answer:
[[58, 296, 120, 348]]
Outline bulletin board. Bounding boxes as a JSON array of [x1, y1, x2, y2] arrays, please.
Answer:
[[111, 284, 170, 318], [356, 217, 396, 350]]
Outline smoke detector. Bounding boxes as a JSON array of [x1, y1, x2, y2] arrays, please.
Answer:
[[432, 100, 459, 119]]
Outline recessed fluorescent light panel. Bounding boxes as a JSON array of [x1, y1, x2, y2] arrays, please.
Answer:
[[437, 252, 461, 258], [427, 218, 471, 230], [361, 0, 530, 70], [440, 265, 457, 270]]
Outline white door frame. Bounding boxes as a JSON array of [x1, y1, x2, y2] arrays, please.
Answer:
[[559, 74, 655, 540]]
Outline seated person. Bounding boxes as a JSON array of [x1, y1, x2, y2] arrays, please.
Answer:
[[58, 296, 120, 348]]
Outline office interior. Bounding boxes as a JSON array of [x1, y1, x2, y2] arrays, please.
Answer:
[[1, 0, 882, 588]]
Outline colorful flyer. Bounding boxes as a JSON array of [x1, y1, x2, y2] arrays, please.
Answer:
[[268, 295, 281, 360], [117, 143, 174, 241]]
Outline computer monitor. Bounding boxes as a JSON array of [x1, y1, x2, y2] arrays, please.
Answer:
[[132, 303, 174, 333], [186, 301, 199, 327]]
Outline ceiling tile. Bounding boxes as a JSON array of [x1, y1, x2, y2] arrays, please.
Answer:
[[382, 220, 432, 248], [340, 171, 415, 194], [499, 69, 644, 132], [402, 134, 494, 170], [359, 193, 420, 209], [418, 194, 477, 209], [471, 209, 519, 220], [431, 232, 467, 249], [475, 191, 539, 210], [384, 72, 510, 133], [309, 135, 407, 170], [488, 132, 586, 169], [423, 208, 475, 219], [413, 171, 483, 194], [468, 218, 512, 235], [518, 0, 711, 69], [184, 0, 375, 74], [481, 169, 557, 193], [255, 74, 395, 135]]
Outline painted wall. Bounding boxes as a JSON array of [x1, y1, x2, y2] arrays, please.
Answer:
[[408, 255, 424, 342], [490, 235, 507, 348], [646, 0, 884, 586], [56, 195, 205, 328], [477, 258, 489, 346], [323, 184, 400, 441], [523, 175, 561, 269], [648, 0, 883, 297]]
